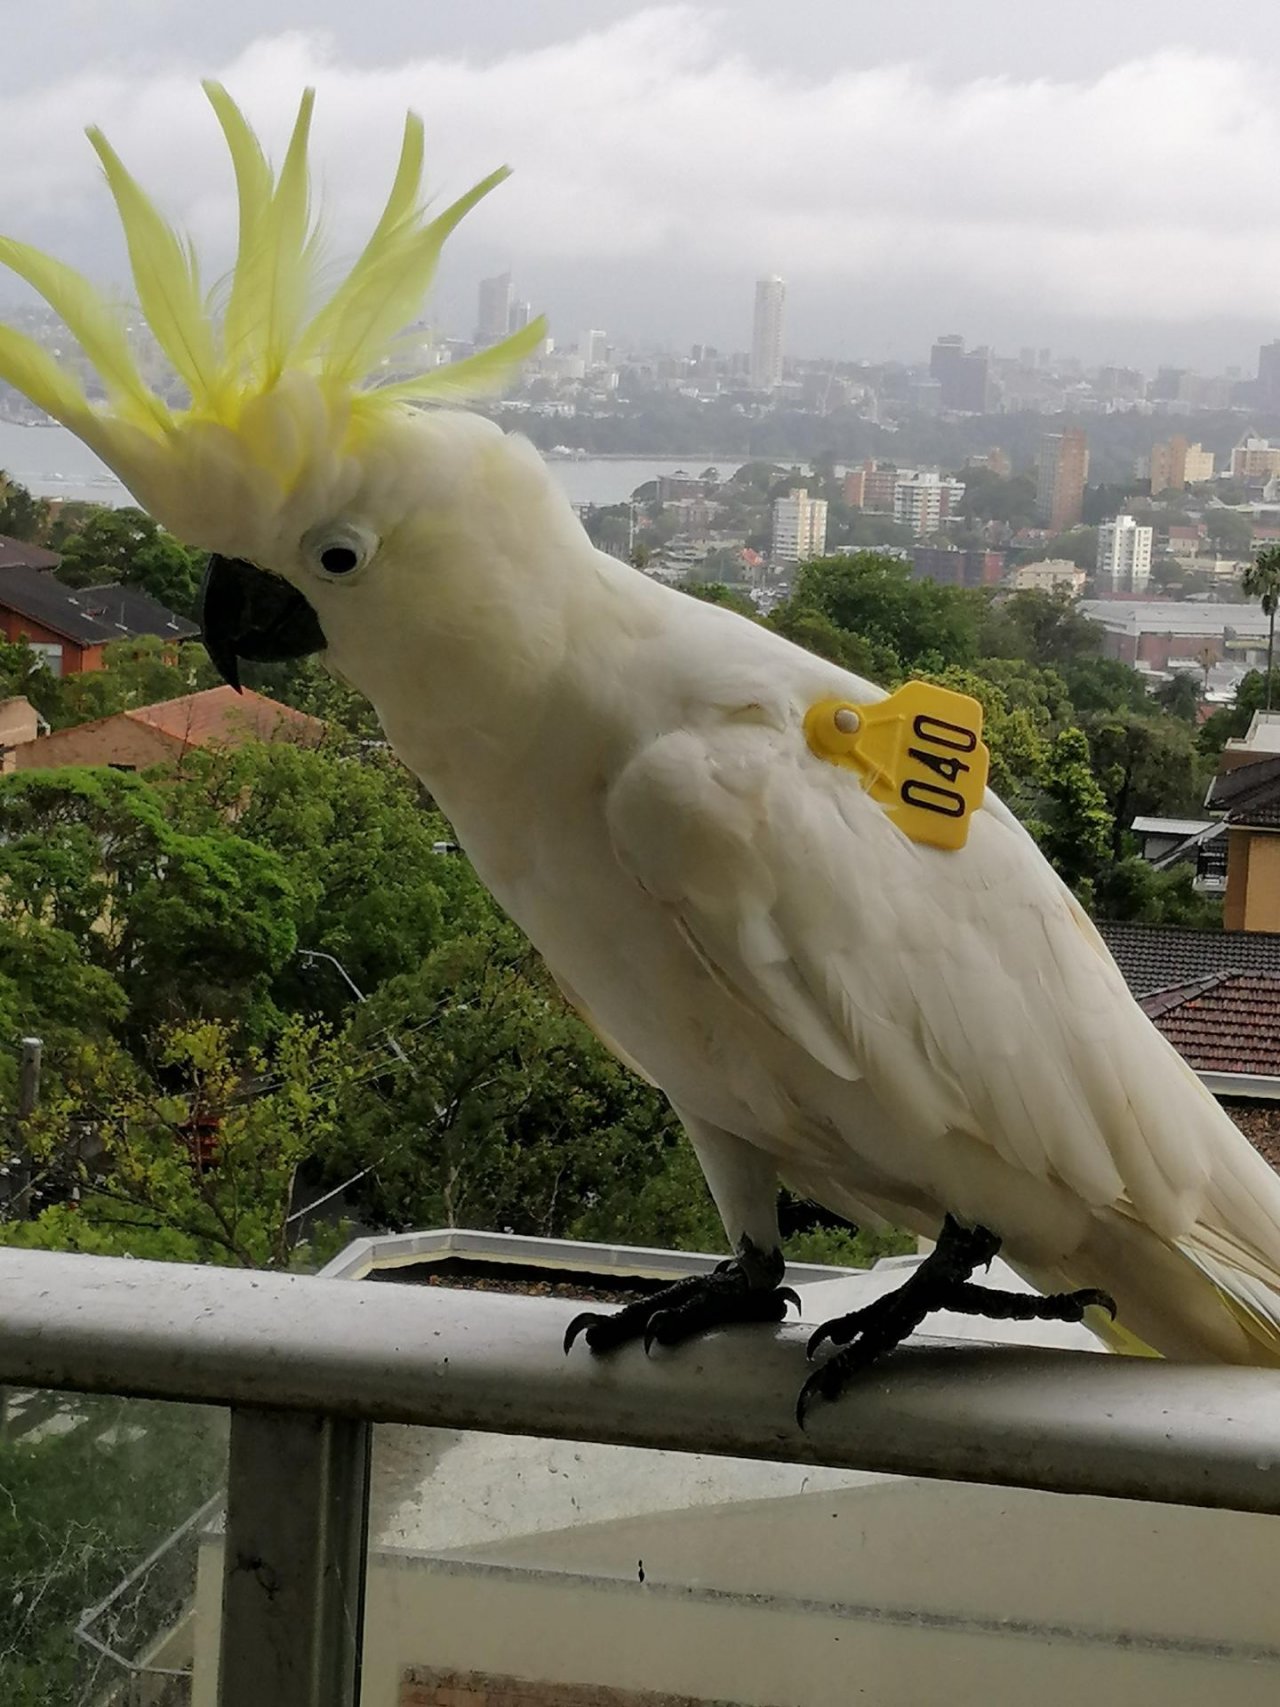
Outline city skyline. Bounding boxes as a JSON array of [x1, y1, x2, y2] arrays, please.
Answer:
[[8, 8, 1280, 373]]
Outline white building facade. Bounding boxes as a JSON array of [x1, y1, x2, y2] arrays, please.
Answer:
[[1096, 514, 1154, 594], [772, 488, 828, 564], [751, 276, 785, 391], [893, 472, 965, 537]]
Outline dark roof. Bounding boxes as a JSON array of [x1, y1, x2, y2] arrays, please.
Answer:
[[0, 533, 60, 572], [0, 564, 120, 644], [0, 565, 196, 647], [79, 584, 199, 640], [1097, 919, 1280, 995], [1206, 755, 1280, 829], [1139, 972, 1280, 1077]]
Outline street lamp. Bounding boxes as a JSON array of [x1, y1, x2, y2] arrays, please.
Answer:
[[296, 949, 414, 1074]]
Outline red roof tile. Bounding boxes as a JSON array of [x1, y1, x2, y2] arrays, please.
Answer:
[[125, 686, 325, 749], [1140, 973, 1280, 1077]]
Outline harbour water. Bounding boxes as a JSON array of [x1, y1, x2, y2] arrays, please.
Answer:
[[0, 419, 752, 510]]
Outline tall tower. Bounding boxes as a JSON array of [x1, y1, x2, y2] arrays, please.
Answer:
[[751, 276, 785, 392], [475, 272, 513, 346], [1036, 428, 1090, 532]]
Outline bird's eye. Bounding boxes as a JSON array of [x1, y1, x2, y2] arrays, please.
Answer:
[[302, 521, 379, 581]]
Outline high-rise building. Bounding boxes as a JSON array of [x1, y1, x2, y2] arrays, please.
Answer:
[[843, 460, 898, 511], [1258, 341, 1280, 407], [1231, 434, 1280, 482], [1036, 429, 1089, 532], [929, 334, 991, 412], [771, 487, 827, 563], [1149, 435, 1188, 496], [579, 329, 608, 368], [1096, 515, 1154, 594], [508, 299, 533, 334], [751, 276, 785, 391], [475, 272, 513, 346], [894, 472, 965, 537], [1183, 443, 1215, 483]]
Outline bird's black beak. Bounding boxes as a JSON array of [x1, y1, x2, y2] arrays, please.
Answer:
[[199, 555, 328, 692]]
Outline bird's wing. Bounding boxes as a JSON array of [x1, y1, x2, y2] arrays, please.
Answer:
[[606, 719, 1216, 1241]]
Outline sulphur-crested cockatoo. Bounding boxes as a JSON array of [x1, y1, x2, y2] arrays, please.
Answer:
[[5, 89, 1280, 1417]]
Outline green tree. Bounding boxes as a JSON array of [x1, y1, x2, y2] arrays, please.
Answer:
[[0, 474, 49, 542], [1153, 671, 1201, 723], [4, 1019, 349, 1268], [1199, 667, 1280, 751], [1205, 507, 1254, 558], [0, 768, 297, 1039], [1084, 712, 1210, 860], [1242, 546, 1280, 711], [779, 553, 986, 673], [54, 505, 204, 616], [1037, 727, 1113, 894]]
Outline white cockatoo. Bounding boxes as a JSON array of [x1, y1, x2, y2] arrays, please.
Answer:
[[5, 89, 1280, 1415]]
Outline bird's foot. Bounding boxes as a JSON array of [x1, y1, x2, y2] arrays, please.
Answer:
[[797, 1215, 1114, 1425], [564, 1237, 799, 1355]]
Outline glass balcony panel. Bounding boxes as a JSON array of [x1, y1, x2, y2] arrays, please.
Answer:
[[0, 1387, 226, 1707]]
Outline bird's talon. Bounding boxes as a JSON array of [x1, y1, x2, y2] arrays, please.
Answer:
[[564, 1312, 605, 1354], [778, 1286, 802, 1314]]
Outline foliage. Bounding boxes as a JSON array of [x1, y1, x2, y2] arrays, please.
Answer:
[[1205, 507, 1254, 557], [3, 1019, 348, 1267], [0, 1397, 224, 1707], [1242, 546, 1280, 712], [1083, 711, 1211, 860], [53, 506, 205, 618], [777, 552, 987, 675], [681, 582, 757, 617], [1037, 727, 1113, 894], [1199, 667, 1280, 751], [0, 474, 49, 543]]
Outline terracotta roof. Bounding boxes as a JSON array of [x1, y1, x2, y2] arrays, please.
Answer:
[[1139, 973, 1280, 1077], [125, 686, 324, 748], [1098, 920, 1280, 994], [0, 533, 60, 571]]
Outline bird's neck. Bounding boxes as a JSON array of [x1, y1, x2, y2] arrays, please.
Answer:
[[333, 430, 666, 817]]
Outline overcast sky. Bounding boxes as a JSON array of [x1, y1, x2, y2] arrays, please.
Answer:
[[3, 1, 1280, 371]]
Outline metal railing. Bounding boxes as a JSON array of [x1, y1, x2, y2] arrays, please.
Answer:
[[3, 1244, 1280, 1707]]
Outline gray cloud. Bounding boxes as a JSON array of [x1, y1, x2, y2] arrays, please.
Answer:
[[2, 5, 1278, 366]]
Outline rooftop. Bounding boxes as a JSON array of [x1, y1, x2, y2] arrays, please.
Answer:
[[1097, 919, 1280, 995], [0, 531, 59, 571], [1140, 972, 1280, 1079], [1206, 751, 1280, 828], [1080, 600, 1271, 638], [125, 685, 324, 748], [0, 560, 197, 646]]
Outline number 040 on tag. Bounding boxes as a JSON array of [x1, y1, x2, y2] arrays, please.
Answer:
[[804, 681, 990, 851]]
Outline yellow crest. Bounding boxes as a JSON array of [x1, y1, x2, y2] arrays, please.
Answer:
[[0, 86, 545, 503]]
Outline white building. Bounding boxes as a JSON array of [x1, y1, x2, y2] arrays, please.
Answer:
[[772, 487, 827, 564], [893, 472, 965, 537], [579, 329, 608, 368], [1096, 514, 1154, 594], [751, 276, 785, 391], [1005, 558, 1088, 596]]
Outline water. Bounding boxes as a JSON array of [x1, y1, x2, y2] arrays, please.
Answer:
[[0, 418, 749, 510]]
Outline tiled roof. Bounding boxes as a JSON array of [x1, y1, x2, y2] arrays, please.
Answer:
[[1097, 920, 1280, 995], [0, 563, 199, 647], [1206, 755, 1280, 829], [126, 686, 325, 748], [79, 584, 199, 640], [1139, 973, 1280, 1078], [0, 533, 60, 571], [0, 563, 121, 643]]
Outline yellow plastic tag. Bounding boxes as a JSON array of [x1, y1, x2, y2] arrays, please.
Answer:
[[804, 680, 989, 851]]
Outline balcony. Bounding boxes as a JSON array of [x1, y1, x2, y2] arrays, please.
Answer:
[[4, 1233, 1280, 1706]]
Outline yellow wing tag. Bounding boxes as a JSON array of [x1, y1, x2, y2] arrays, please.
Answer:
[[804, 680, 990, 851]]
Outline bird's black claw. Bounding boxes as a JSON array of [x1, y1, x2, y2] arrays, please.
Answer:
[[564, 1312, 605, 1354]]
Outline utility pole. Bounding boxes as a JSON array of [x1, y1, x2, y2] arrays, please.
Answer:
[[13, 1037, 42, 1219]]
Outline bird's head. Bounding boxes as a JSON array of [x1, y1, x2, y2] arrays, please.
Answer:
[[0, 86, 546, 691]]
